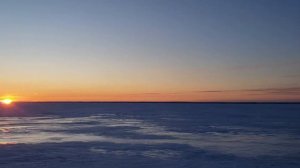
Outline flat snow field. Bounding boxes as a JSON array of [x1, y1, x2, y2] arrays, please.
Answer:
[[1, 103, 300, 168]]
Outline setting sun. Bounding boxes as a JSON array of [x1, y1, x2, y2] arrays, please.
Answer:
[[1, 99, 13, 105]]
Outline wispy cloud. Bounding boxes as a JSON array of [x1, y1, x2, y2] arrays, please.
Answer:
[[116, 87, 300, 101], [193, 87, 300, 96], [244, 87, 300, 95]]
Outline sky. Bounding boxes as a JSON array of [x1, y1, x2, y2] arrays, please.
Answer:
[[0, 0, 299, 102]]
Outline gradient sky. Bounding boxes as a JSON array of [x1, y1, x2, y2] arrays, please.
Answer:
[[0, 0, 300, 102]]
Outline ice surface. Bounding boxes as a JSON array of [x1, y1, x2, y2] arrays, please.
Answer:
[[0, 103, 300, 167]]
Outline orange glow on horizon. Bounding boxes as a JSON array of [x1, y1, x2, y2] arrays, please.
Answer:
[[4, 91, 299, 102]]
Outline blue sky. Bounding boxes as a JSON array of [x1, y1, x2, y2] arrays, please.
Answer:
[[0, 0, 299, 101]]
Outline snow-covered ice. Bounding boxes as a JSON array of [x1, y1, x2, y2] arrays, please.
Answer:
[[1, 103, 300, 167]]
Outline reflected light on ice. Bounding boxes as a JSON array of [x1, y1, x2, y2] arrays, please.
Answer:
[[0, 115, 300, 157]]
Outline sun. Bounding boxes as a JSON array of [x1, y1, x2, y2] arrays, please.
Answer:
[[1, 99, 13, 105]]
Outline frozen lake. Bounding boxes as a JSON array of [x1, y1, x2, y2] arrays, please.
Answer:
[[1, 103, 300, 167]]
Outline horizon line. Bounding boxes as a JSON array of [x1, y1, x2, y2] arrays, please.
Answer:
[[10, 101, 300, 104]]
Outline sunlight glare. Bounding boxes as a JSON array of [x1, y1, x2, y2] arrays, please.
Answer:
[[2, 99, 13, 105]]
